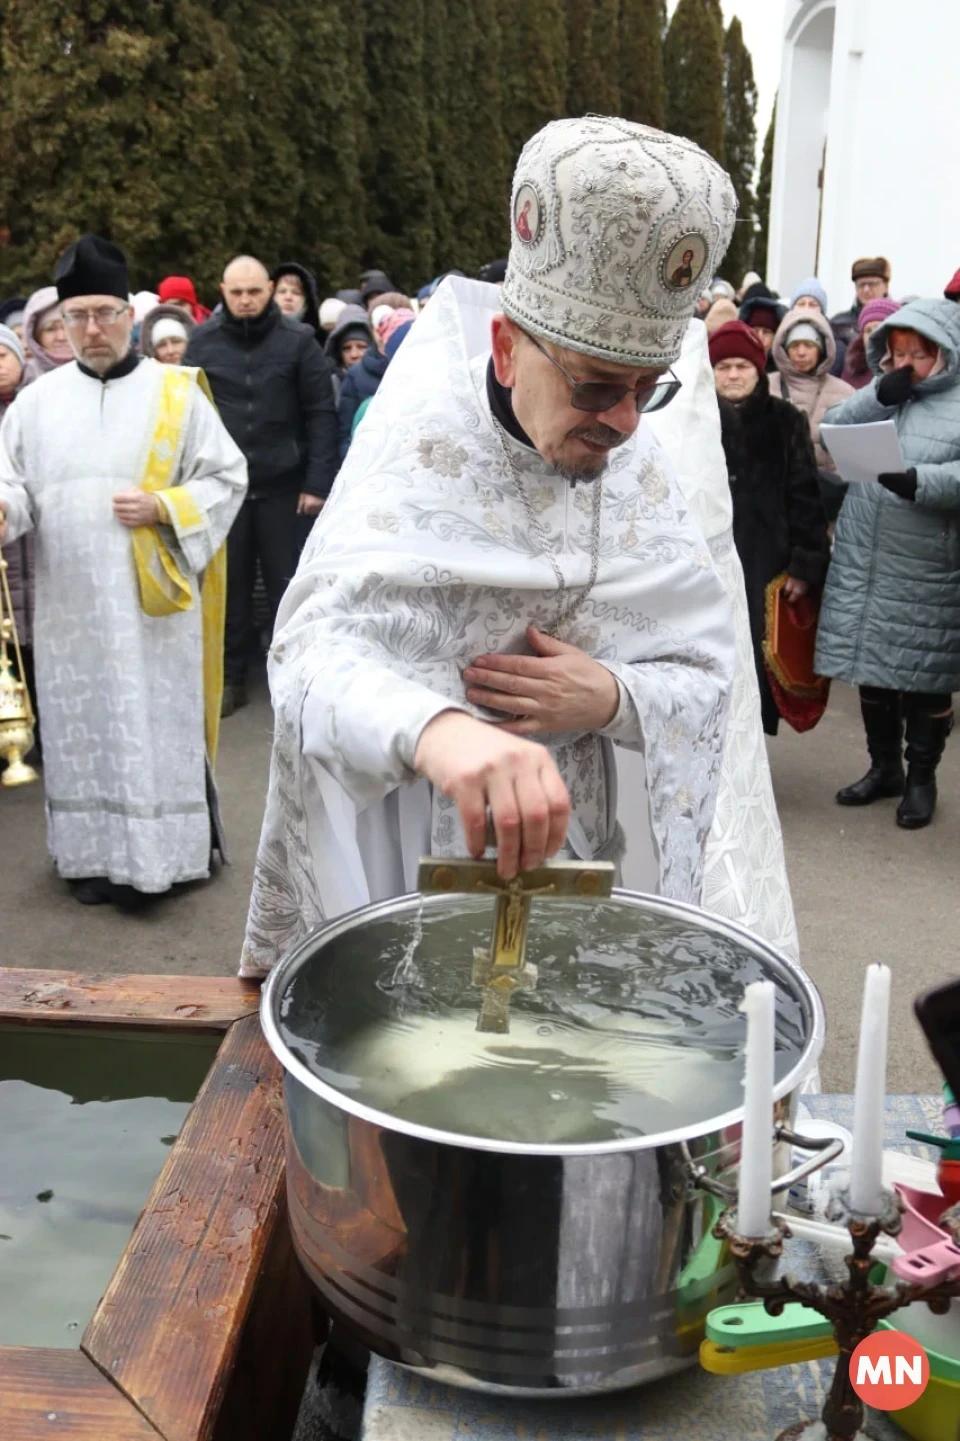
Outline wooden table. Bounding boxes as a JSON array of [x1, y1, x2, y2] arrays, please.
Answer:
[[0, 968, 314, 1441]]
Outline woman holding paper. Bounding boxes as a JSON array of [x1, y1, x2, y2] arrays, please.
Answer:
[[816, 298, 960, 828]]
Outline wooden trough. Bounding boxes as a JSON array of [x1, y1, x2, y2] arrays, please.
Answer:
[[0, 967, 314, 1441]]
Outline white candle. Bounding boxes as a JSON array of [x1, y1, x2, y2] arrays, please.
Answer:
[[849, 963, 891, 1215], [737, 980, 776, 1239]]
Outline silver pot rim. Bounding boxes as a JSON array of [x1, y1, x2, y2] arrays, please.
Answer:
[[260, 888, 826, 1159]]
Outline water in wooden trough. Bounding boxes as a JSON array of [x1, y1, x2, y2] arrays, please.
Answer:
[[0, 1026, 218, 1347]]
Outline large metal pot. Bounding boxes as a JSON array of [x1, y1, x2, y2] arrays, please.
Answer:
[[261, 889, 826, 1398]]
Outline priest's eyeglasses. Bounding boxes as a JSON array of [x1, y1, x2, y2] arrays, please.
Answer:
[[526, 333, 682, 415], [62, 306, 128, 329]]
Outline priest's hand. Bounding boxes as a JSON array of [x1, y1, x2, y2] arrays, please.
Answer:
[[782, 577, 809, 604], [113, 489, 162, 528], [413, 711, 570, 879], [297, 493, 324, 517], [463, 626, 620, 737], [0, 500, 6, 544]]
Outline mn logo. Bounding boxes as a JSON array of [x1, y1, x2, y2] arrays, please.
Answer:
[[850, 1330, 929, 1410]]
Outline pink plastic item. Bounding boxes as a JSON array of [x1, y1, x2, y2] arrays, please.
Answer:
[[891, 1236, 960, 1285]]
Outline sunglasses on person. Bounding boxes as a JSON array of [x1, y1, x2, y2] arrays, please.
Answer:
[[526, 332, 682, 414]]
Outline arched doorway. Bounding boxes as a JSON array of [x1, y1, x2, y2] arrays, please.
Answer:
[[772, 1, 836, 289]]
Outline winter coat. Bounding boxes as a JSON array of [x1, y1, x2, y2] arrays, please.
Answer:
[[769, 306, 854, 471], [338, 347, 389, 460], [271, 261, 321, 337], [841, 333, 873, 390], [0, 392, 33, 646], [719, 372, 829, 734], [184, 301, 339, 499], [20, 288, 70, 387], [815, 298, 960, 693], [138, 303, 196, 359]]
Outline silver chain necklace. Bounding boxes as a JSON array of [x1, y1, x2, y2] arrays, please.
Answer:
[[494, 423, 604, 638]]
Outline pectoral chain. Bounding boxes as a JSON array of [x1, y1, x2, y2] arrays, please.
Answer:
[[494, 422, 603, 638]]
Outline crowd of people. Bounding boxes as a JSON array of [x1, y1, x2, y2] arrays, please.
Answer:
[[700, 255, 960, 835], [2, 166, 960, 923]]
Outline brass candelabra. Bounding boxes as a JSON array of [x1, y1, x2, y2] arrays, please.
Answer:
[[0, 552, 38, 786], [714, 1187, 960, 1441]]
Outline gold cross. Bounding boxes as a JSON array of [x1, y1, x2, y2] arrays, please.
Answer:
[[418, 857, 614, 1033]]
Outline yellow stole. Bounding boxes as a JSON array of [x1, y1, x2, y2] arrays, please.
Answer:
[[131, 365, 226, 766]]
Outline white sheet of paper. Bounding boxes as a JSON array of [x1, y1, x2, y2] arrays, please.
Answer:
[[819, 419, 906, 487]]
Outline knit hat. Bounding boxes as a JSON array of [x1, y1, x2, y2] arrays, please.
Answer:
[[0, 323, 25, 368], [376, 307, 416, 346], [784, 320, 823, 350], [501, 116, 737, 369], [790, 277, 828, 312], [851, 256, 891, 283], [132, 290, 160, 323], [708, 320, 766, 374], [361, 271, 396, 304], [739, 270, 762, 294], [704, 297, 739, 334], [158, 275, 198, 308], [384, 319, 414, 360], [150, 316, 189, 347], [711, 279, 736, 301], [319, 297, 346, 330], [858, 296, 901, 332], [944, 269, 960, 302], [55, 234, 129, 302]]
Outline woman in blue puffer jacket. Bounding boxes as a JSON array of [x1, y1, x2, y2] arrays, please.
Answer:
[[816, 299, 960, 828]]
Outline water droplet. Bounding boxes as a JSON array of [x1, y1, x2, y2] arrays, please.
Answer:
[[537, 1025, 552, 1036], [66, 1321, 79, 1332], [550, 1091, 566, 1102]]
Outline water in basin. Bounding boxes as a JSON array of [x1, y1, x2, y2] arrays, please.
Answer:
[[279, 897, 806, 1145]]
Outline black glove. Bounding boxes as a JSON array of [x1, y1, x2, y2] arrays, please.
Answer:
[[876, 366, 915, 407], [877, 468, 918, 502]]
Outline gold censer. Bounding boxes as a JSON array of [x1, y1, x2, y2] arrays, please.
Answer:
[[0, 554, 38, 786]]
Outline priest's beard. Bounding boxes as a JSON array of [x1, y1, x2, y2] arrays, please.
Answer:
[[554, 421, 627, 483], [69, 330, 131, 376]]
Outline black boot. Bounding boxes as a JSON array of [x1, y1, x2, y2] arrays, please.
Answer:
[[836, 690, 905, 806], [897, 709, 954, 829]]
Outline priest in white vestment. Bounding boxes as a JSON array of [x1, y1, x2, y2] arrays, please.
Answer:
[[0, 235, 247, 908], [242, 118, 744, 975]]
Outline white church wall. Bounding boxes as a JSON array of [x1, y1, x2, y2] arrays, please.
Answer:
[[769, 0, 960, 316]]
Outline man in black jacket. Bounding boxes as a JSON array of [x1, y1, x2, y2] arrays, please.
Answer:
[[185, 255, 339, 714]]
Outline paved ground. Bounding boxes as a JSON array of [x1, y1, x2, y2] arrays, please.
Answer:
[[1, 674, 956, 1094]]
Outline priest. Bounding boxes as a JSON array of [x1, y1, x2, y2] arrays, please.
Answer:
[[242, 117, 739, 975], [0, 235, 247, 908]]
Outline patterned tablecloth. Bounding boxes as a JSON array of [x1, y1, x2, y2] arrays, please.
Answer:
[[359, 1094, 944, 1441]]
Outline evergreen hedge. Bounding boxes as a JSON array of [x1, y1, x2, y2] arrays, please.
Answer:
[[0, 0, 765, 298]]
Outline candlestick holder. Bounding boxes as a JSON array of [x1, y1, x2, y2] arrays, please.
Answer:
[[713, 1186, 960, 1441]]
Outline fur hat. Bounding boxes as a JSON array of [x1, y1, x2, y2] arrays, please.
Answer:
[[501, 116, 737, 369], [708, 319, 766, 374], [851, 256, 891, 283]]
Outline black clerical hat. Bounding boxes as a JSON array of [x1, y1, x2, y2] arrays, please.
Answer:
[[55, 235, 129, 302]]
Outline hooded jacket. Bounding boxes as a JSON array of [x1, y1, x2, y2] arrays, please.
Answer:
[[323, 304, 374, 374], [138, 303, 196, 359], [337, 345, 389, 459], [769, 306, 854, 470], [184, 300, 339, 499], [271, 261, 321, 337], [20, 288, 71, 386], [816, 298, 960, 692]]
